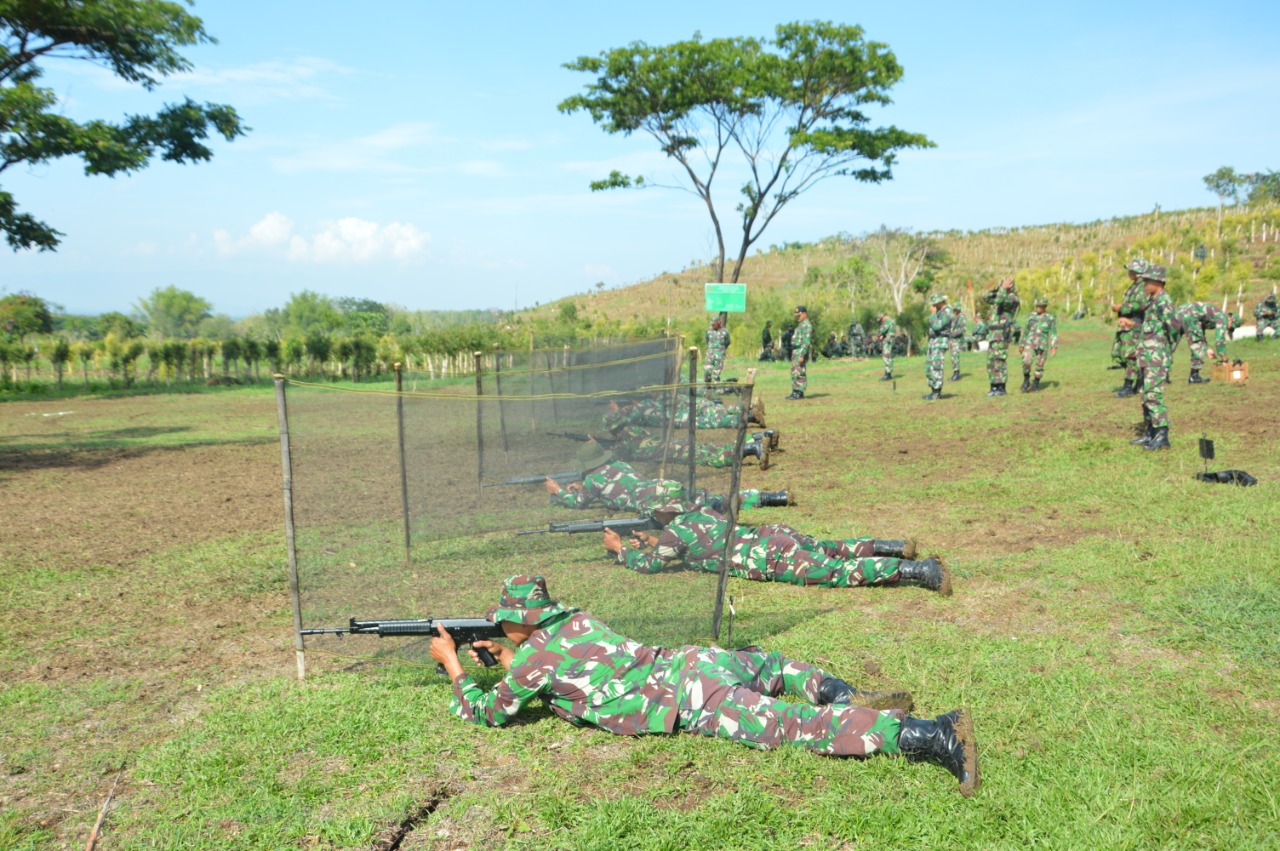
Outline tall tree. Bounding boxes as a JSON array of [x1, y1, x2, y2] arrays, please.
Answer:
[[1, 0, 246, 251], [859, 226, 945, 314], [560, 20, 933, 283], [135, 285, 212, 339], [1203, 166, 1242, 240]]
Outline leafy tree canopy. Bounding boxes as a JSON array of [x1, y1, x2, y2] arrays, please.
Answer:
[[559, 20, 933, 283], [0, 290, 52, 340], [280, 290, 343, 337], [134, 284, 211, 339], [1, 0, 246, 251]]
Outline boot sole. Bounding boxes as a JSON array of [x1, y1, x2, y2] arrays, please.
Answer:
[[935, 556, 953, 597], [758, 443, 771, 470], [953, 709, 980, 797], [861, 690, 916, 713], [902, 538, 918, 560]]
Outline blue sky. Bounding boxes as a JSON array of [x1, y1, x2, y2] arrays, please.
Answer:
[[3, 0, 1278, 318]]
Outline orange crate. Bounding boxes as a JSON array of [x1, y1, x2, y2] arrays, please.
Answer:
[[1212, 361, 1249, 384]]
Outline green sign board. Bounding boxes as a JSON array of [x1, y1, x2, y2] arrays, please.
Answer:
[[704, 283, 747, 313]]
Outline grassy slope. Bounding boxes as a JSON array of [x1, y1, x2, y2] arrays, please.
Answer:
[[3, 325, 1278, 849]]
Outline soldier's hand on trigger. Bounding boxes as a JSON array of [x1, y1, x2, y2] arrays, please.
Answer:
[[602, 528, 623, 554]]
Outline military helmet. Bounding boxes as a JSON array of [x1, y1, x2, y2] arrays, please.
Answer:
[[487, 575, 571, 626], [1034, 297, 1049, 308], [929, 292, 948, 306], [1124, 257, 1150, 275], [575, 439, 612, 472], [1141, 264, 1168, 283]]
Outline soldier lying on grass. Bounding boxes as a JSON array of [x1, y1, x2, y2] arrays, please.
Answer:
[[601, 505, 951, 594], [430, 575, 979, 796]]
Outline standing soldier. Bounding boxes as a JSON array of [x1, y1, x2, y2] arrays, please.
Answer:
[[704, 314, 730, 383], [1131, 265, 1182, 451], [947, 305, 966, 381], [1177, 301, 1229, 383], [781, 322, 795, 361], [968, 313, 988, 350], [876, 311, 898, 381], [787, 305, 813, 400], [1020, 298, 1058, 392], [848, 318, 866, 358], [923, 293, 952, 400], [760, 320, 774, 361], [1112, 258, 1150, 397], [1254, 293, 1279, 341], [983, 277, 1020, 397]]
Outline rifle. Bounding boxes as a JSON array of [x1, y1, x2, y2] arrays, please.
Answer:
[[482, 471, 582, 488], [301, 617, 504, 673], [518, 516, 661, 536], [545, 432, 617, 445]]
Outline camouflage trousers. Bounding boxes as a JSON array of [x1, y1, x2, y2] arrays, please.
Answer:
[[737, 525, 901, 587], [704, 351, 726, 384], [1256, 316, 1278, 340], [1021, 346, 1049, 380], [673, 647, 904, 755], [1110, 332, 1124, 367], [925, 338, 948, 390], [986, 338, 1008, 383], [948, 339, 962, 375], [1118, 327, 1140, 385], [1185, 329, 1219, 371], [881, 339, 894, 375], [790, 354, 808, 393], [1140, 342, 1172, 429], [619, 438, 737, 469]]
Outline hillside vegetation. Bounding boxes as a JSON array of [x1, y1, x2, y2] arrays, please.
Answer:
[[554, 204, 1280, 357]]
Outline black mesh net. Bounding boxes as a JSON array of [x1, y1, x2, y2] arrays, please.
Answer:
[[278, 342, 765, 668]]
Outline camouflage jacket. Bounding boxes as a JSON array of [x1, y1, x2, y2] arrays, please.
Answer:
[[606, 395, 743, 431], [948, 310, 967, 339], [616, 507, 797, 582], [705, 326, 730, 357], [450, 610, 688, 735], [848, 321, 865, 341], [791, 319, 813, 359], [1177, 302, 1228, 351], [551, 460, 691, 515], [1118, 281, 1148, 322], [1141, 290, 1183, 350], [1255, 297, 1278, 320], [927, 306, 953, 340], [1023, 313, 1058, 349], [983, 286, 1020, 328], [969, 320, 988, 341], [877, 317, 897, 339]]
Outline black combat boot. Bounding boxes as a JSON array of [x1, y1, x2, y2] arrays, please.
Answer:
[[872, 539, 917, 559], [951, 369, 961, 382], [993, 383, 1007, 396], [817, 676, 914, 712], [785, 391, 804, 400], [1130, 412, 1153, 446], [752, 429, 780, 450], [1144, 426, 1170, 451], [1020, 372, 1031, 392], [922, 387, 941, 401], [895, 557, 952, 595], [897, 710, 980, 797], [741, 435, 770, 469], [757, 489, 793, 507], [1030, 377, 1041, 392], [1114, 379, 1135, 398], [880, 371, 893, 381], [986, 384, 998, 397], [1188, 369, 1210, 384]]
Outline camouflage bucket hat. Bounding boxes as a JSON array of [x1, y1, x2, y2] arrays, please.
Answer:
[[575, 439, 612, 472], [929, 292, 948, 306], [1141, 264, 1168, 283], [1035, 297, 1049, 308], [1125, 257, 1150, 274], [487, 575, 570, 626]]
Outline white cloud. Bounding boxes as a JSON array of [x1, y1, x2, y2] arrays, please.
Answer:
[[215, 213, 429, 264], [175, 57, 355, 103], [271, 122, 443, 175]]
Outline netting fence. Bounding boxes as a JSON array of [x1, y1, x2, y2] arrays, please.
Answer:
[[275, 340, 762, 676]]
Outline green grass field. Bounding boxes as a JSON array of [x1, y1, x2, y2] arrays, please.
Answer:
[[2, 321, 1278, 849]]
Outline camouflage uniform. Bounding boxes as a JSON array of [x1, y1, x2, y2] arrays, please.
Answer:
[[551, 458, 772, 514], [1255, 294, 1279, 340], [983, 282, 1020, 393], [790, 313, 813, 396], [617, 507, 904, 588], [609, 425, 739, 470], [923, 296, 951, 398], [607, 395, 747, 431], [1176, 302, 1228, 378], [877, 316, 898, 378], [968, 318, 987, 349], [947, 309, 966, 379], [1020, 304, 1058, 384], [705, 322, 730, 383], [450, 607, 903, 756], [1115, 270, 1150, 393], [848, 321, 866, 357], [1136, 266, 1183, 447]]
